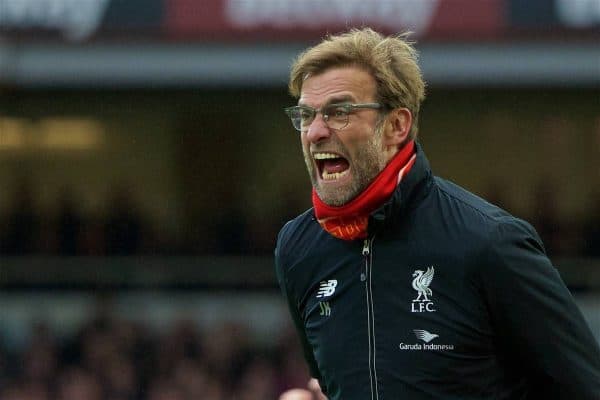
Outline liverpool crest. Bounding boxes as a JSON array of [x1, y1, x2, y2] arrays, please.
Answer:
[[411, 266, 436, 312]]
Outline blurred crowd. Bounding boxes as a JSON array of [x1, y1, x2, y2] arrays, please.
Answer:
[[0, 180, 284, 257], [488, 182, 600, 258], [1, 179, 598, 258], [0, 182, 148, 256], [0, 305, 310, 400]]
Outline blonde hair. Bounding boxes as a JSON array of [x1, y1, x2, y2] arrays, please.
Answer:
[[289, 28, 426, 139]]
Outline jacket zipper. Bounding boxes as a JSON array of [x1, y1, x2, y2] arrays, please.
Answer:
[[363, 237, 379, 400]]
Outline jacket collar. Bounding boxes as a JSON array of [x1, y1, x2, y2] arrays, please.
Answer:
[[368, 141, 434, 234]]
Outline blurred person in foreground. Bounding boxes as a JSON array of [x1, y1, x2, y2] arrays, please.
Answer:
[[275, 28, 600, 400], [279, 379, 327, 400]]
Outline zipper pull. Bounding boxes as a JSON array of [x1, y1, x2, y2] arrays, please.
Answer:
[[362, 239, 370, 256], [361, 239, 370, 282]]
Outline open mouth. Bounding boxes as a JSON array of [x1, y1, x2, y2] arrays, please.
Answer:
[[313, 152, 350, 181]]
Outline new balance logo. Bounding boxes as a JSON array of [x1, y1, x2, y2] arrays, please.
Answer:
[[316, 280, 338, 298]]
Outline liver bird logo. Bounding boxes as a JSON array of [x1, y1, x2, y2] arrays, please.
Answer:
[[412, 266, 434, 302], [414, 329, 439, 343]]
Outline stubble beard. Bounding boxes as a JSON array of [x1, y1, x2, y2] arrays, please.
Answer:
[[304, 127, 387, 207]]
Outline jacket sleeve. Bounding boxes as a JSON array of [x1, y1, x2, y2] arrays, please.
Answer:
[[481, 218, 600, 399], [274, 235, 325, 389]]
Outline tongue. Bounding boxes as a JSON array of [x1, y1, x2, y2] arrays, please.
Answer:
[[323, 158, 349, 174]]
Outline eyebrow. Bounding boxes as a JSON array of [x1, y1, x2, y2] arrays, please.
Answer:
[[298, 94, 356, 107]]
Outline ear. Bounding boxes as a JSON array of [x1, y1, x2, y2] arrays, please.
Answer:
[[382, 108, 412, 149]]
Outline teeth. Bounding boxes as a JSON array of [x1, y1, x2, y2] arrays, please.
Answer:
[[314, 152, 340, 160], [322, 169, 349, 181]]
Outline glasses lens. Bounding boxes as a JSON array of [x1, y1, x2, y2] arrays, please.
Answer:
[[298, 107, 315, 131], [285, 107, 300, 131], [324, 104, 350, 130], [286, 107, 314, 131]]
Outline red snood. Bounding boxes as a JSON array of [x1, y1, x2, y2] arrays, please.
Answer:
[[312, 140, 416, 240]]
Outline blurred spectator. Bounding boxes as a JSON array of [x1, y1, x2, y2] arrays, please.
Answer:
[[582, 189, 600, 257], [1, 178, 39, 255], [215, 205, 250, 255], [155, 320, 202, 378], [202, 321, 249, 386], [0, 382, 50, 400], [233, 356, 278, 400], [530, 180, 564, 256], [22, 322, 57, 387], [104, 185, 143, 255], [147, 380, 186, 400], [56, 188, 84, 256], [172, 358, 225, 400], [56, 367, 103, 400], [274, 329, 311, 393], [80, 216, 106, 256], [103, 354, 137, 399], [483, 179, 513, 215]]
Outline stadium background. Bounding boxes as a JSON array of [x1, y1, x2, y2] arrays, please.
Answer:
[[0, 0, 598, 399]]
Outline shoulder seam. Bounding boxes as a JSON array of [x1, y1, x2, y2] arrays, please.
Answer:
[[435, 180, 511, 226]]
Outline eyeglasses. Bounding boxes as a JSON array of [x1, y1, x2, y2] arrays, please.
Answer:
[[284, 103, 382, 132]]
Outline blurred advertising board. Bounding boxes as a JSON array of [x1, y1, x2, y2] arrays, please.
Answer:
[[0, 0, 597, 43]]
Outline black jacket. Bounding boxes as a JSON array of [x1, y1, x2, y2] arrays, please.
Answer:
[[275, 143, 600, 400]]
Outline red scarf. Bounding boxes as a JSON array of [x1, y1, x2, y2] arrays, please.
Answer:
[[312, 140, 416, 240]]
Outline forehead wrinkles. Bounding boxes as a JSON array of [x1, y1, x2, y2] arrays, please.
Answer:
[[299, 68, 376, 107]]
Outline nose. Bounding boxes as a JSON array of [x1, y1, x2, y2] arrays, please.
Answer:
[[304, 114, 331, 143]]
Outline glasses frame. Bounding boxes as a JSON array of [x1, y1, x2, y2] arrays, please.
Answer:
[[284, 102, 383, 132]]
